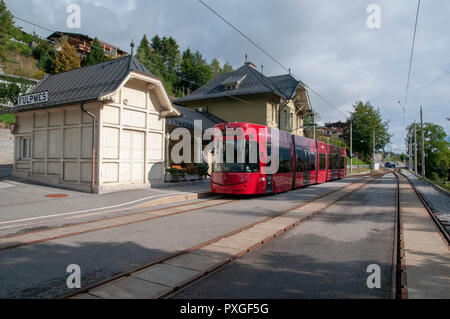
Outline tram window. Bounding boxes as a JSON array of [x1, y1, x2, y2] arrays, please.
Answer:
[[266, 143, 272, 157], [279, 148, 291, 173], [333, 154, 338, 169], [213, 140, 260, 173], [296, 147, 304, 172], [319, 153, 326, 170], [340, 156, 346, 169], [305, 150, 311, 172], [311, 152, 316, 171]]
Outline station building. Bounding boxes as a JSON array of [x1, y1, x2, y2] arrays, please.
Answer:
[[6, 55, 179, 194]]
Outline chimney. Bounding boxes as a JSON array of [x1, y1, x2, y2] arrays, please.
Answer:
[[130, 40, 135, 56], [246, 61, 257, 69], [261, 65, 264, 74]]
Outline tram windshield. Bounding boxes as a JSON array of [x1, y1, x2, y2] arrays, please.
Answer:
[[213, 140, 260, 173]]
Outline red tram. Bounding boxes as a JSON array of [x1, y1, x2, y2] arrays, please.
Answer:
[[211, 122, 347, 195]]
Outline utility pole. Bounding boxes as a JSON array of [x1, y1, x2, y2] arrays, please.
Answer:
[[420, 106, 425, 176], [409, 134, 412, 171], [313, 112, 316, 140], [414, 121, 418, 174], [372, 127, 375, 171], [350, 120, 353, 173]]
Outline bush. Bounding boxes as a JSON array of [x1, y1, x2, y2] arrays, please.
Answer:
[[430, 172, 439, 181], [166, 168, 186, 181], [195, 163, 208, 177]]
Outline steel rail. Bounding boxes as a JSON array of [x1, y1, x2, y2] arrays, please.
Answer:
[[391, 170, 401, 299], [0, 197, 237, 251], [399, 171, 450, 245], [64, 171, 386, 299]]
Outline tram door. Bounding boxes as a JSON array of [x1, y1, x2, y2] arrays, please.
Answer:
[[266, 174, 273, 194], [304, 149, 311, 185]]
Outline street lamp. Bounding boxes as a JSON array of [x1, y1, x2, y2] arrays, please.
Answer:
[[9, 123, 16, 135]]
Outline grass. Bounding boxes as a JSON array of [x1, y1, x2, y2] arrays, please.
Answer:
[[347, 168, 371, 175], [432, 179, 450, 192], [0, 113, 15, 125], [347, 158, 369, 166]]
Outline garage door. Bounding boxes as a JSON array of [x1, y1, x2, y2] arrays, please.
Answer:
[[120, 130, 145, 183]]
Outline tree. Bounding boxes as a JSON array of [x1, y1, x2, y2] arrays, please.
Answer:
[[344, 100, 391, 161], [33, 41, 56, 73], [222, 62, 234, 74], [0, 82, 20, 107], [176, 48, 213, 94], [405, 122, 449, 180], [54, 39, 81, 73], [136, 35, 164, 79], [210, 58, 234, 77], [136, 34, 182, 95], [0, 0, 14, 61], [86, 38, 106, 65], [0, 0, 14, 42], [210, 58, 222, 77]]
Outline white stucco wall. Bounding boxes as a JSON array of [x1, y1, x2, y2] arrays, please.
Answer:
[[98, 78, 166, 193], [12, 78, 169, 194], [12, 103, 100, 193], [0, 128, 14, 164]]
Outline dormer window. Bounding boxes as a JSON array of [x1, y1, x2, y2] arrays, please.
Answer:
[[224, 84, 237, 91], [222, 74, 247, 91]]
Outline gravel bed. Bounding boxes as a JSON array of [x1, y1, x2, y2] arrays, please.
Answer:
[[401, 170, 450, 234]]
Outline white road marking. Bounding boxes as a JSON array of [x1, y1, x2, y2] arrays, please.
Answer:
[[0, 192, 189, 226]]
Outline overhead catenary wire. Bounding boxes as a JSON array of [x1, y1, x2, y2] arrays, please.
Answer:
[[402, 0, 421, 129], [9, 14, 266, 110], [198, 0, 347, 118]]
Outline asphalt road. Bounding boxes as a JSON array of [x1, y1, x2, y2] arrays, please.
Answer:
[[171, 174, 397, 299], [0, 176, 364, 298]]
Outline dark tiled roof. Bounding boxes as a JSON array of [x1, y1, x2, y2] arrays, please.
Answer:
[[167, 104, 225, 130], [175, 63, 301, 104], [268, 74, 301, 99], [7, 55, 155, 113]]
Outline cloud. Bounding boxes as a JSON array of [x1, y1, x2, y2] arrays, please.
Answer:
[[5, 0, 450, 151]]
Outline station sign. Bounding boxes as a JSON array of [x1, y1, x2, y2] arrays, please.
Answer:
[[17, 91, 49, 107]]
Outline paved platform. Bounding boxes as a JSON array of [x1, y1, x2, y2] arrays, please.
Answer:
[[71, 175, 375, 299], [0, 176, 211, 228], [0, 176, 367, 298], [0, 197, 231, 250], [172, 174, 397, 299], [399, 177, 450, 299]]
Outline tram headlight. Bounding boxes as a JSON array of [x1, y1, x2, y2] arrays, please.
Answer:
[[260, 177, 266, 182]]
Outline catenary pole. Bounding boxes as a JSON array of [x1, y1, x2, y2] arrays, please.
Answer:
[[350, 120, 353, 173], [373, 127, 375, 171], [420, 106, 425, 176], [414, 121, 418, 174]]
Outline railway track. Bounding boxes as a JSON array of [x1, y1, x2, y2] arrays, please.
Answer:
[[0, 197, 238, 251], [394, 170, 450, 299], [64, 171, 386, 299], [399, 171, 450, 244], [0, 172, 380, 252]]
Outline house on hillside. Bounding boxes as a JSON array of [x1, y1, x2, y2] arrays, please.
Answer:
[[175, 61, 312, 135], [319, 121, 347, 140], [47, 32, 128, 61], [3, 55, 179, 194]]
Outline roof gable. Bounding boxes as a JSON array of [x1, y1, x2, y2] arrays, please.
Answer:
[[175, 63, 301, 104], [8, 55, 157, 113]]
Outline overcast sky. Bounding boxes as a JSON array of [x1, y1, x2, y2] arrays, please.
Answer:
[[6, 0, 449, 152]]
